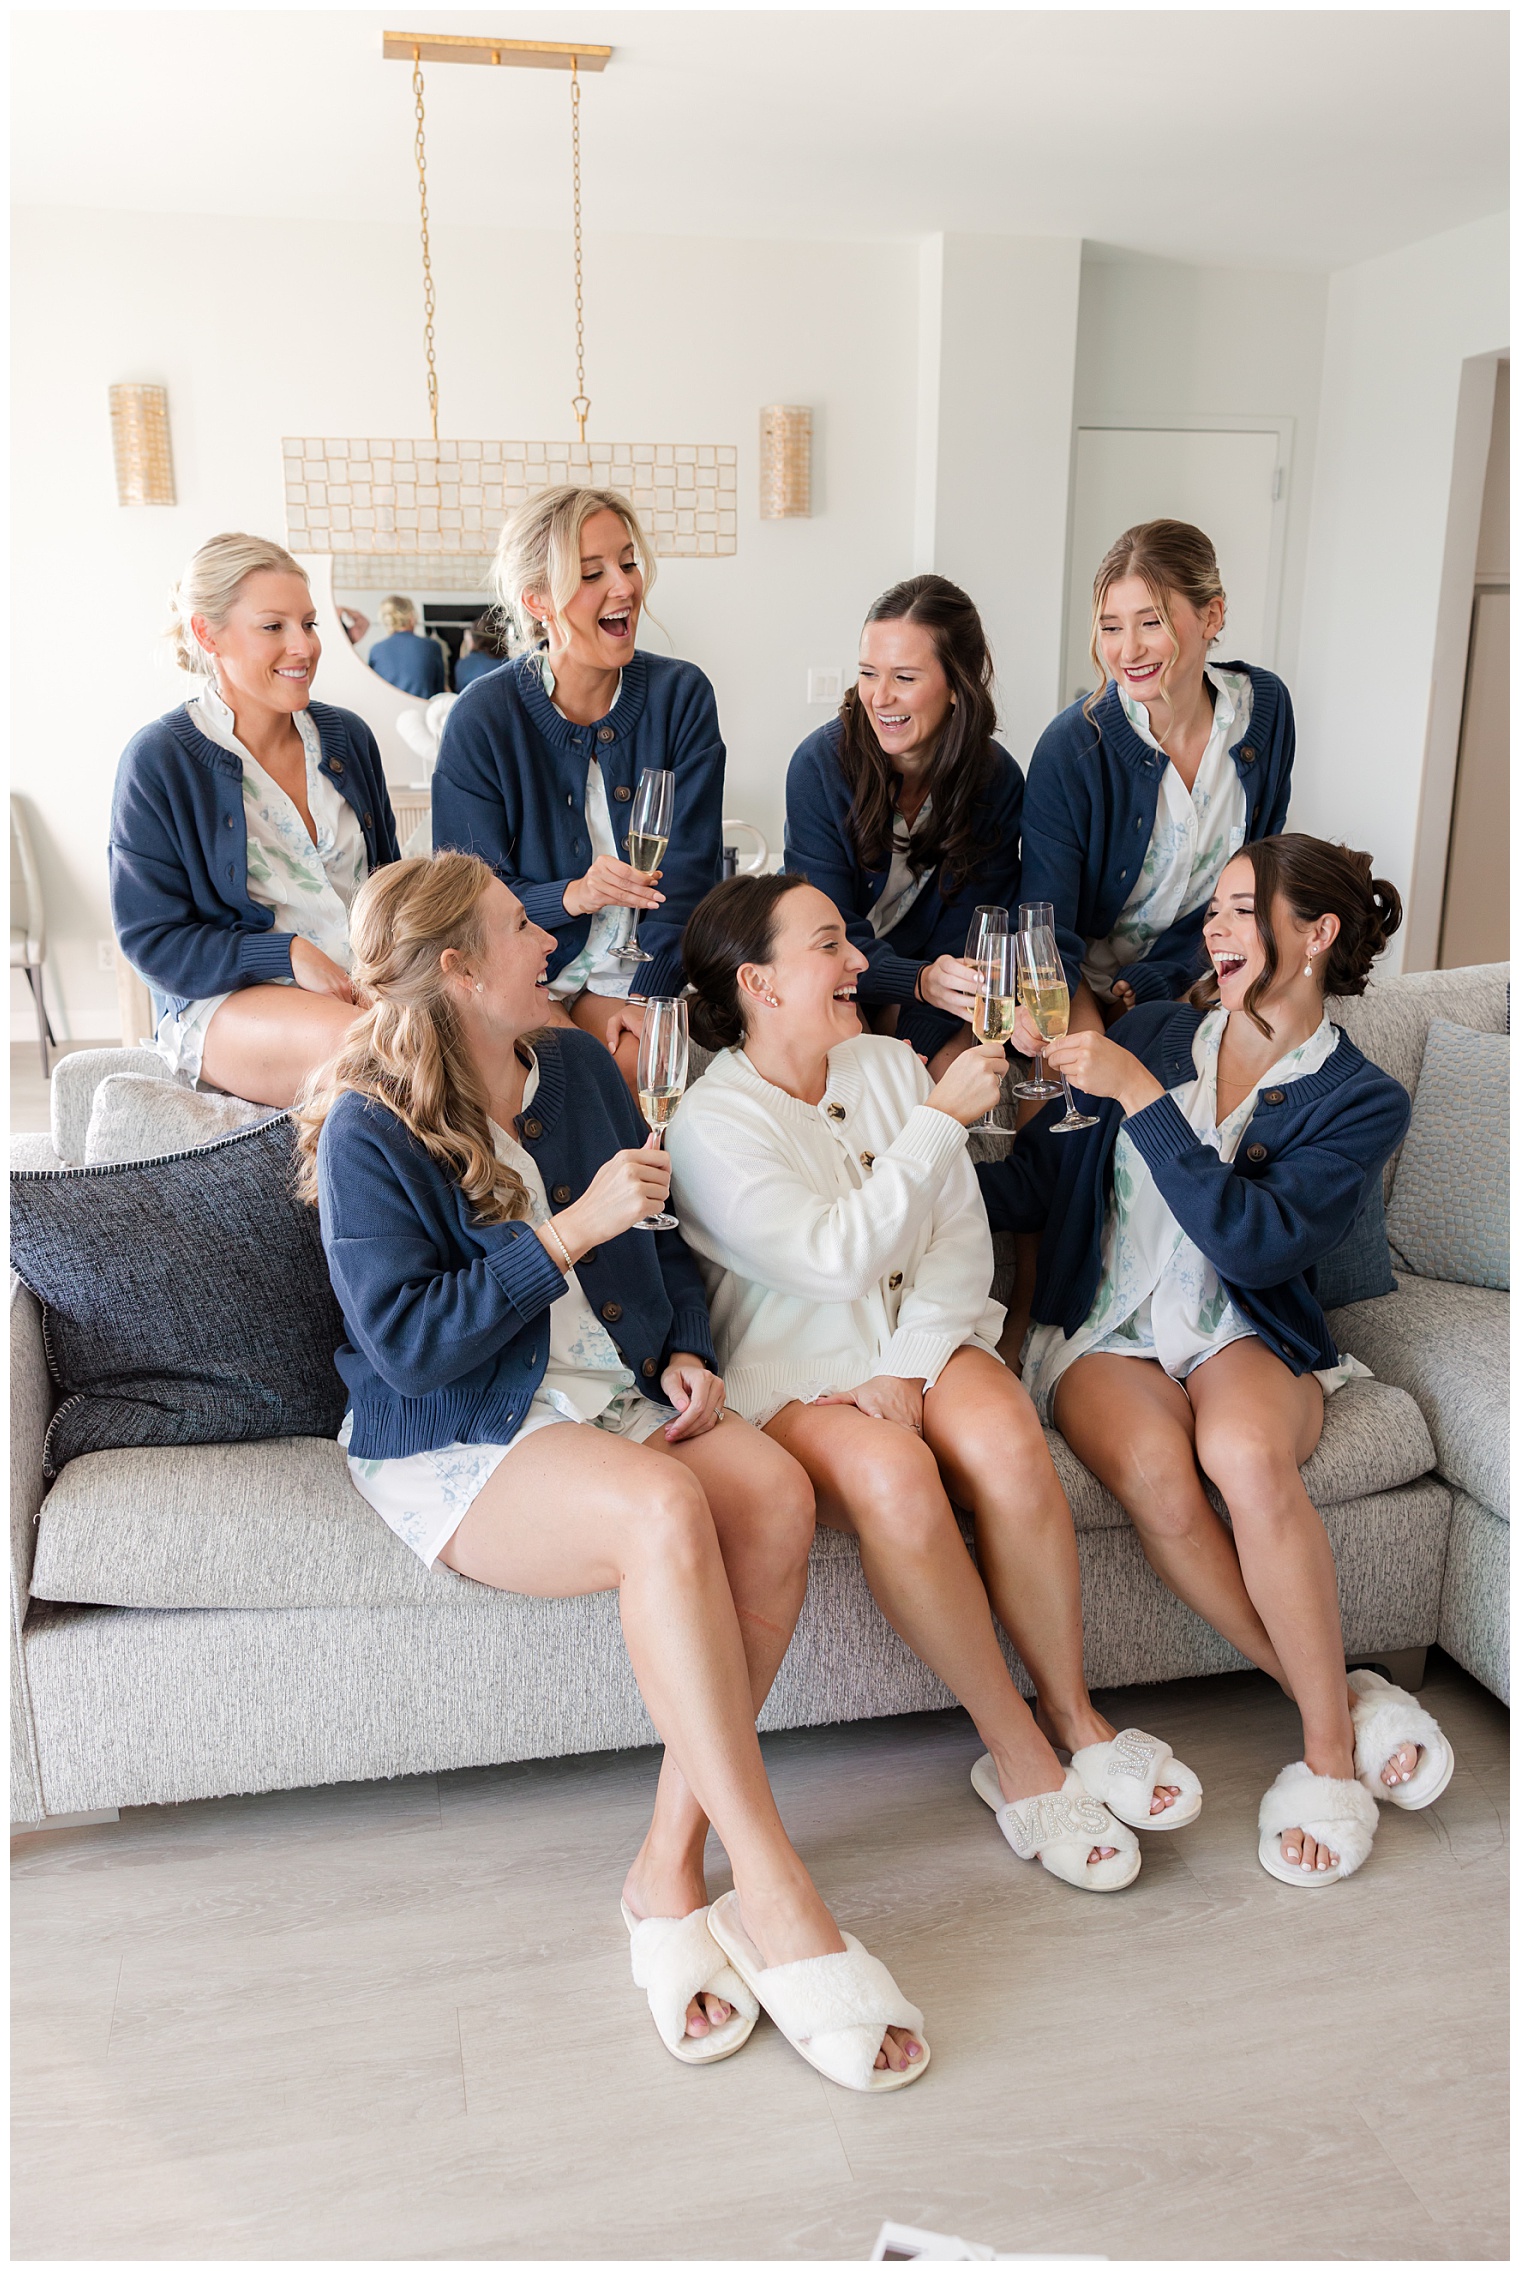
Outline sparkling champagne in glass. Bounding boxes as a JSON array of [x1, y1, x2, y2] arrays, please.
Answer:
[[1016, 926, 1096, 1134], [1011, 900, 1063, 1101], [633, 996, 688, 1230], [613, 768, 674, 964], [962, 908, 1016, 1141]]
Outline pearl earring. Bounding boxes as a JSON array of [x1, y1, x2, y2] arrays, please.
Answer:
[[1303, 952, 1316, 980], [475, 981, 483, 993]]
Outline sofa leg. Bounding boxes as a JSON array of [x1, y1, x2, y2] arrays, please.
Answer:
[[1348, 1645, 1428, 1692]]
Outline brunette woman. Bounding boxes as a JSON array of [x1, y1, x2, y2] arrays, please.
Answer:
[[110, 532, 399, 1108], [783, 576, 1023, 1081], [982, 837, 1453, 1886], [432, 486, 725, 1090], [299, 851, 927, 2092], [1021, 520, 1293, 1035], [667, 874, 1202, 1895]]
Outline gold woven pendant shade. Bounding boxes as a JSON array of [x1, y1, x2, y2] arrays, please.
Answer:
[[109, 383, 176, 506], [760, 405, 812, 519]]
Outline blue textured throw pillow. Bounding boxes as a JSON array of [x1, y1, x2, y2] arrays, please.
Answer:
[[10, 1114, 347, 1475], [1385, 1021, 1509, 1290]]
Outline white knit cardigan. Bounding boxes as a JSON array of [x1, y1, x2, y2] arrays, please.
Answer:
[[666, 1034, 1005, 1426]]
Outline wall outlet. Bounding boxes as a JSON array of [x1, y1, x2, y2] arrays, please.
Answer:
[[807, 667, 843, 705], [97, 939, 116, 972]]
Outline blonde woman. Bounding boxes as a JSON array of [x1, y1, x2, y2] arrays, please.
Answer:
[[109, 532, 400, 1107], [297, 852, 928, 2092], [366, 593, 447, 698], [431, 486, 726, 1087], [668, 874, 1202, 1896], [1022, 519, 1294, 1036]]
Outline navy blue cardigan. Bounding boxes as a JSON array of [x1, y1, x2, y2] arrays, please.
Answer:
[[784, 718, 1025, 1058], [110, 701, 400, 1014], [368, 630, 446, 699], [318, 1026, 718, 1459], [1020, 666, 1294, 1005], [977, 1001, 1410, 1376], [432, 650, 726, 1003]]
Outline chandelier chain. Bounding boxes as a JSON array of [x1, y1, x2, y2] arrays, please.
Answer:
[[412, 49, 440, 443], [570, 56, 590, 442]]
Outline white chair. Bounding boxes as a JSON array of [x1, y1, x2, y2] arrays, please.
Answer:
[[10, 798, 54, 1076]]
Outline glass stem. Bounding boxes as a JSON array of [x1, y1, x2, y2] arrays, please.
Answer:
[[1060, 1069, 1079, 1115]]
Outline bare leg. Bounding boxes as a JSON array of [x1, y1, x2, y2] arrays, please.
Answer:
[[441, 1422, 916, 2067], [569, 989, 641, 1094], [925, 1349, 1180, 1818], [1053, 1353, 1294, 1685], [767, 1395, 1119, 1865], [1069, 978, 1106, 1037], [926, 1027, 974, 1082], [199, 986, 360, 1108]]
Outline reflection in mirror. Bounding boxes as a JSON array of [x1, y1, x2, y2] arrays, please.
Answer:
[[337, 587, 533, 698]]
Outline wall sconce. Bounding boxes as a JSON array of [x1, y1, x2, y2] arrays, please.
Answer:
[[109, 383, 176, 507], [760, 405, 812, 520]]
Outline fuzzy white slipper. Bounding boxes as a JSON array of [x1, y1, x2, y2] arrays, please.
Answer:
[[1070, 1726, 1203, 1832], [705, 1890, 929, 2094], [1347, 1669, 1456, 1810], [620, 1900, 759, 2066], [1257, 1762, 1380, 1886], [971, 1757, 1141, 1890]]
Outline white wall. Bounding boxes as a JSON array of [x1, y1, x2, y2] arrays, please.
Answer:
[[1071, 247, 1329, 688], [1291, 211, 1508, 968], [12, 205, 918, 1038]]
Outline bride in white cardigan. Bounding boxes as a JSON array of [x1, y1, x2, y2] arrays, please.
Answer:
[[667, 874, 1201, 1892]]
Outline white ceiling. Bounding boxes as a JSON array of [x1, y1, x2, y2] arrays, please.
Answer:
[[12, 8, 1509, 272]]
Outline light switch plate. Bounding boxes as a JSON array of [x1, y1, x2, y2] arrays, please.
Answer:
[[807, 667, 843, 704]]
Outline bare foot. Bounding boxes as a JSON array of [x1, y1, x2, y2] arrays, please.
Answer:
[[1278, 1825, 1341, 1874], [1379, 1739, 1422, 1789], [737, 1880, 923, 2078], [1033, 1707, 1184, 1826], [623, 1853, 734, 2044], [993, 1757, 1119, 1869]]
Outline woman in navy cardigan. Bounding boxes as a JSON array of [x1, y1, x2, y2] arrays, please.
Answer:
[[1021, 520, 1293, 1035], [980, 835, 1455, 1890], [784, 575, 1023, 1079], [432, 487, 725, 1092], [298, 850, 926, 2088], [110, 533, 399, 1107]]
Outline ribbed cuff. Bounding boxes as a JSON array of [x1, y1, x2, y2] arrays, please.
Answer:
[[519, 878, 581, 931], [890, 1102, 971, 1177], [665, 1305, 717, 1370], [638, 942, 687, 1001], [236, 930, 296, 983], [858, 948, 925, 1005], [879, 1328, 959, 1388], [478, 1220, 571, 1318], [1120, 958, 1178, 1005], [1121, 1091, 1198, 1174]]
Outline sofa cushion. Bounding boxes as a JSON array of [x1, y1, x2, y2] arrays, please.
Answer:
[[85, 1072, 273, 1165], [1384, 1023, 1508, 1290], [29, 1373, 1437, 1613], [10, 1115, 348, 1475], [48, 1046, 167, 1167], [1328, 1273, 1509, 1520]]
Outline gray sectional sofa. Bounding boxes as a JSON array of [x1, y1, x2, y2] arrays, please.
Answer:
[[10, 964, 1508, 1826]]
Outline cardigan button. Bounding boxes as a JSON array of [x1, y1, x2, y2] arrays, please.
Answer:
[[330, 758, 345, 775], [641, 1357, 658, 1378], [1240, 746, 1256, 763], [1262, 1089, 1286, 1107], [1246, 1142, 1268, 1163], [888, 1270, 904, 1290], [598, 726, 616, 744], [363, 811, 372, 829], [859, 1150, 875, 1168], [521, 1118, 542, 1139], [826, 1103, 846, 1121], [580, 1248, 598, 1266], [552, 1183, 572, 1203], [601, 1301, 623, 1323], [613, 784, 633, 803]]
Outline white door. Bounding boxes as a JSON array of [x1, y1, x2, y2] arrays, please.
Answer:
[[1064, 427, 1285, 711]]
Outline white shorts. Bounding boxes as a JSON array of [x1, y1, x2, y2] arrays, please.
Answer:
[[341, 1386, 671, 1571]]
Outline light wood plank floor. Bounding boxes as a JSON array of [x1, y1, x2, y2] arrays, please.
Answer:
[[11, 1656, 1507, 2261]]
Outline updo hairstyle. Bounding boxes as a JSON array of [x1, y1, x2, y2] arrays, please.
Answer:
[[379, 594, 418, 634], [1188, 834, 1403, 1036], [1084, 519, 1226, 727], [166, 532, 309, 677], [493, 484, 657, 643], [682, 873, 812, 1052]]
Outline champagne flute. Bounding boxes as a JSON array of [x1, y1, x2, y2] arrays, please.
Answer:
[[963, 908, 1016, 1142], [1010, 900, 1064, 1101], [1016, 925, 1096, 1134], [613, 768, 673, 964], [633, 996, 688, 1230]]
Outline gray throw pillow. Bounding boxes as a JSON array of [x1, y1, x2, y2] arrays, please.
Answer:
[[10, 1114, 347, 1475], [84, 1073, 274, 1165], [1384, 1020, 1508, 1290]]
